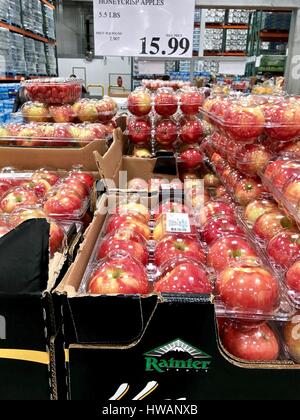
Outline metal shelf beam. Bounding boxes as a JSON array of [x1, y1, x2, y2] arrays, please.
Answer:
[[195, 0, 299, 9]]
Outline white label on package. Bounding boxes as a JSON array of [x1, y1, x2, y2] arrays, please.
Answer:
[[166, 212, 191, 234], [93, 0, 195, 58]]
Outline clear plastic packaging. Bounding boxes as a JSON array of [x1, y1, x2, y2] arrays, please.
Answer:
[[0, 122, 108, 148], [126, 86, 206, 154], [201, 94, 300, 145], [19, 97, 118, 123], [22, 78, 83, 104]]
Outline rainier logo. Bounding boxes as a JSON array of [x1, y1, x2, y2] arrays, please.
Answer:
[[144, 338, 211, 373]]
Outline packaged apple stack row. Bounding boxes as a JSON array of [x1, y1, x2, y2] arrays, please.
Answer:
[[0, 122, 110, 148], [141, 79, 191, 92], [126, 86, 208, 168], [21, 98, 118, 128], [260, 156, 300, 227], [202, 94, 300, 176], [198, 195, 299, 364], [206, 147, 300, 310], [3, 77, 119, 147], [0, 167, 95, 255], [206, 147, 266, 207]]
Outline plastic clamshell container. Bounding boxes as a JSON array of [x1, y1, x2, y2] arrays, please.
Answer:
[[22, 77, 83, 104], [0, 122, 109, 148]]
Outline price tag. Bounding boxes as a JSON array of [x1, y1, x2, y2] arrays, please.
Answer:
[[93, 0, 195, 58], [166, 212, 191, 234]]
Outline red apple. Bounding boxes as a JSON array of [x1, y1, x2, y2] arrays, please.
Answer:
[[115, 203, 150, 223], [283, 177, 300, 206], [133, 147, 152, 158], [128, 118, 151, 145], [22, 102, 49, 122], [202, 216, 244, 245], [253, 210, 295, 242], [0, 180, 13, 198], [106, 214, 150, 240], [234, 178, 263, 206], [155, 119, 177, 146], [49, 222, 65, 255], [285, 260, 300, 293], [44, 188, 83, 217], [127, 90, 152, 117], [267, 230, 300, 269], [204, 174, 220, 188], [198, 201, 234, 225], [180, 147, 203, 171], [215, 185, 229, 200], [77, 100, 99, 123], [271, 161, 300, 191], [32, 170, 59, 186], [207, 235, 258, 272], [180, 117, 204, 145], [180, 89, 204, 116], [222, 322, 279, 361], [97, 232, 148, 265], [217, 262, 279, 312], [236, 144, 272, 177], [61, 177, 89, 199], [263, 158, 289, 181], [127, 178, 149, 191], [283, 313, 300, 363], [224, 104, 265, 143], [88, 253, 149, 294], [16, 126, 43, 147], [154, 258, 212, 294], [69, 171, 94, 188], [154, 234, 206, 267], [49, 104, 74, 123], [264, 100, 300, 142], [0, 187, 39, 213], [244, 199, 277, 225], [281, 141, 300, 157], [154, 89, 178, 116]]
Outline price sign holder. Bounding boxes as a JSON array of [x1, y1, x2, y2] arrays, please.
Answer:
[[93, 0, 195, 58]]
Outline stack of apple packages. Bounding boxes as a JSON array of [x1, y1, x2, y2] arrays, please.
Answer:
[[0, 167, 95, 257], [1, 77, 118, 147], [126, 86, 210, 166], [201, 94, 300, 364], [141, 79, 192, 92]]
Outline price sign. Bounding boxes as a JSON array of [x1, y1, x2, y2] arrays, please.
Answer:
[[93, 0, 195, 58], [166, 213, 191, 234]]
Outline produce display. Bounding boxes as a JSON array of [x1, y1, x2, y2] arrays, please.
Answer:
[[141, 79, 191, 91], [127, 86, 206, 161], [0, 167, 94, 222], [22, 78, 83, 104], [0, 122, 109, 147], [21, 97, 118, 124], [198, 91, 300, 365]]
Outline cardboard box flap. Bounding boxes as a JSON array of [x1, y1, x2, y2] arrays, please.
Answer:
[[94, 129, 179, 190], [65, 295, 158, 345], [0, 140, 108, 172], [94, 128, 124, 184], [0, 219, 49, 296]]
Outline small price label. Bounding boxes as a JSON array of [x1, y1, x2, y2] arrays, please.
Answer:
[[166, 213, 191, 234]]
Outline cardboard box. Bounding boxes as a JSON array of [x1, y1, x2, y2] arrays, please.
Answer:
[[56, 197, 300, 400], [94, 129, 178, 193], [0, 219, 67, 400]]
